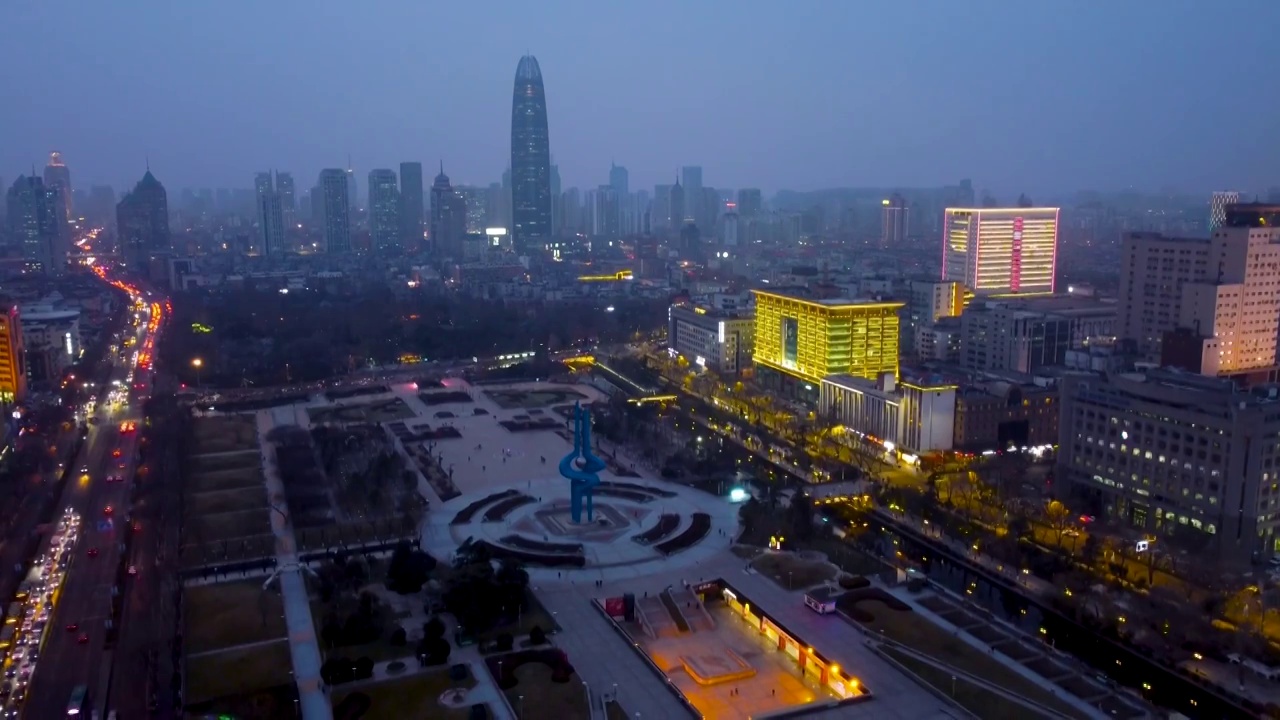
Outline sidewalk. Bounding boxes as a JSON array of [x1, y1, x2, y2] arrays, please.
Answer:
[[258, 409, 331, 720]]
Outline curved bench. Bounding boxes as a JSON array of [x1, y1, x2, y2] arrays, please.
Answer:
[[634, 514, 680, 545], [450, 489, 519, 525], [482, 495, 536, 522], [475, 540, 586, 568], [598, 481, 677, 498], [594, 488, 654, 503], [500, 535, 583, 554], [655, 513, 711, 556]]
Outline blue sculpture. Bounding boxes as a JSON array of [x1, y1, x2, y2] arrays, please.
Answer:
[[559, 402, 604, 523]]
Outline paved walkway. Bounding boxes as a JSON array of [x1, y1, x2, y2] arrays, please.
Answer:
[[259, 409, 332, 720]]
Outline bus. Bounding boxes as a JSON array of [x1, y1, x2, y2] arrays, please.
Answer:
[[66, 685, 88, 716]]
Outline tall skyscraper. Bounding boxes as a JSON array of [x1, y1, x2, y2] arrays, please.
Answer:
[[880, 193, 909, 248], [254, 171, 285, 255], [7, 176, 66, 274], [1209, 191, 1240, 232], [276, 172, 296, 226], [429, 165, 466, 256], [669, 175, 685, 232], [367, 169, 400, 252], [398, 162, 424, 251], [943, 207, 1059, 295], [681, 166, 703, 225], [736, 188, 762, 218], [116, 170, 171, 266], [346, 162, 358, 210], [722, 204, 739, 247], [43, 151, 72, 221], [609, 163, 629, 197], [319, 169, 351, 253], [510, 54, 552, 251], [309, 185, 324, 227]]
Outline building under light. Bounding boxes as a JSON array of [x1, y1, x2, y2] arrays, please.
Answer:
[[943, 207, 1059, 296], [0, 306, 26, 405], [751, 289, 902, 401]]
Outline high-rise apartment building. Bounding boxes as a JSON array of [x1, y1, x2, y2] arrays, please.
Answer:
[[367, 169, 400, 252], [736, 188, 762, 219], [6, 176, 66, 275], [345, 164, 358, 210], [254, 172, 285, 255], [1058, 369, 1280, 563], [609, 163, 628, 197], [880, 194, 909, 248], [116, 170, 170, 265], [43, 152, 73, 221], [1209, 191, 1240, 232], [943, 207, 1059, 295], [429, 166, 465, 257], [398, 162, 424, 252], [1120, 205, 1280, 376], [510, 55, 552, 252], [276, 172, 296, 226], [0, 306, 26, 405], [318, 169, 351, 253], [751, 289, 902, 400], [681, 166, 703, 227]]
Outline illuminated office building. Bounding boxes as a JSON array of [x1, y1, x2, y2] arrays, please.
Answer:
[[943, 207, 1059, 295], [0, 306, 26, 405], [751, 289, 902, 401]]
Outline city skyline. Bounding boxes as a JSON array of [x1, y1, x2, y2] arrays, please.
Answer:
[[3, 1, 1279, 197]]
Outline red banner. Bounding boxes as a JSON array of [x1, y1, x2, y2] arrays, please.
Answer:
[[604, 597, 625, 617]]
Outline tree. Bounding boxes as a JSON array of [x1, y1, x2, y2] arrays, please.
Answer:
[[1044, 500, 1074, 547], [529, 625, 547, 645], [352, 656, 374, 680], [389, 627, 407, 646], [495, 633, 514, 652], [424, 616, 446, 640], [790, 491, 815, 541]]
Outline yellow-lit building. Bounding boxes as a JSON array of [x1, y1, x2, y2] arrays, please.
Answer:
[[0, 306, 26, 405], [943, 207, 1059, 295], [751, 290, 902, 397]]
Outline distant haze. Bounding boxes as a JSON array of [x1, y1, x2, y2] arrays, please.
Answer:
[[2, 0, 1277, 197]]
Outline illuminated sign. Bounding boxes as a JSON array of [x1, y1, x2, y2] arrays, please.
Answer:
[[485, 227, 507, 236]]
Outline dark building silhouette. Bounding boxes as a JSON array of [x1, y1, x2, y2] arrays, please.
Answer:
[[318, 169, 351, 253], [367, 168, 399, 252], [510, 54, 552, 252], [116, 170, 171, 266], [669, 175, 684, 232], [42, 151, 72, 221], [398, 161, 424, 252], [7, 176, 66, 274], [430, 165, 466, 257]]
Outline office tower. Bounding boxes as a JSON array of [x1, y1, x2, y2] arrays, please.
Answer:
[[669, 175, 684, 232], [7, 176, 65, 274], [398, 162, 424, 251], [254, 171, 285, 255], [510, 54, 552, 251], [880, 193, 909, 247], [1209, 191, 1240, 232], [346, 163, 358, 209], [751, 289, 903, 400], [721, 205, 739, 247], [116, 170, 171, 265], [429, 165, 466, 256], [458, 186, 486, 234], [551, 164, 562, 235], [1160, 205, 1280, 376], [485, 182, 507, 230], [701, 187, 721, 232], [561, 188, 582, 235], [276, 172, 296, 226], [736, 188, 762, 218], [589, 186, 618, 237], [1057, 369, 1280, 563], [942, 207, 1059, 295], [609, 163, 628, 197], [318, 169, 351, 253], [653, 185, 672, 231], [367, 169, 400, 252], [681, 166, 702, 225], [43, 151, 73, 221], [0, 306, 26, 405], [667, 304, 754, 375]]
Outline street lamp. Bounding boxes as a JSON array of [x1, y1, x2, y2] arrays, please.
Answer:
[[192, 358, 203, 387]]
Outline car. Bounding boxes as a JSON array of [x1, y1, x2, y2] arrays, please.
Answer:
[[87, 547, 99, 558], [112, 448, 122, 458], [76, 633, 88, 645], [127, 565, 138, 576], [103, 505, 114, 516], [66, 622, 78, 632], [79, 465, 89, 474]]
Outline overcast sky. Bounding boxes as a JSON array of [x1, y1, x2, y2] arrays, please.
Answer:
[[2, 0, 1277, 198]]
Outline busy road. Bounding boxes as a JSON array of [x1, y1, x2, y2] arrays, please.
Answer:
[[21, 280, 162, 719]]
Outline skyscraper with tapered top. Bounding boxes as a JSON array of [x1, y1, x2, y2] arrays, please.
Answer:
[[510, 54, 552, 253]]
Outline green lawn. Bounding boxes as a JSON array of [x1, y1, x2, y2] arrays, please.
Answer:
[[855, 600, 1088, 720], [502, 660, 590, 720], [332, 669, 479, 720], [882, 646, 1058, 720], [185, 639, 294, 705], [749, 552, 837, 590], [185, 580, 287, 653]]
